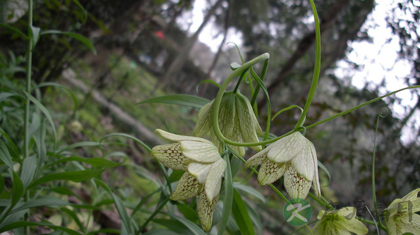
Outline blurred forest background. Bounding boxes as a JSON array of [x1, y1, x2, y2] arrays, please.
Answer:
[[0, 0, 419, 234]]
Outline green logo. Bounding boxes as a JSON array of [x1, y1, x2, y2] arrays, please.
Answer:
[[283, 198, 312, 226]]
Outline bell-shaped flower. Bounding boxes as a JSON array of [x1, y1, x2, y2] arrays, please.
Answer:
[[245, 132, 320, 199], [194, 91, 263, 156], [384, 188, 420, 235], [151, 129, 226, 231], [311, 207, 368, 235]]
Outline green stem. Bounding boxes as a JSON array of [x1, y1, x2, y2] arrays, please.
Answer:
[[250, 59, 269, 107], [137, 197, 170, 234], [306, 85, 420, 130], [24, 0, 33, 164], [294, 0, 321, 130], [24, 0, 33, 233], [232, 69, 248, 93], [213, 85, 420, 148], [372, 115, 380, 223]]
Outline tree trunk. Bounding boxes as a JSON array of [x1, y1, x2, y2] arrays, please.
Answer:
[[159, 0, 224, 90]]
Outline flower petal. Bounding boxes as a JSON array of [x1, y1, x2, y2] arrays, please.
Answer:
[[267, 132, 306, 163], [400, 213, 420, 234], [311, 219, 328, 235], [181, 140, 221, 163], [170, 172, 203, 201], [335, 217, 368, 234], [245, 147, 270, 168], [239, 93, 264, 136], [197, 192, 219, 231], [385, 217, 397, 235], [156, 129, 213, 145], [284, 167, 312, 199], [290, 142, 314, 181], [218, 93, 236, 135], [151, 143, 188, 170], [235, 94, 262, 151], [194, 101, 213, 137], [401, 188, 420, 202], [205, 158, 226, 201], [188, 162, 212, 184], [258, 160, 289, 185], [309, 141, 321, 197]]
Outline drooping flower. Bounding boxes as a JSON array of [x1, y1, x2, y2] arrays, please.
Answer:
[[194, 91, 263, 156], [245, 132, 320, 199], [151, 129, 226, 231], [384, 188, 420, 235], [311, 207, 368, 235]]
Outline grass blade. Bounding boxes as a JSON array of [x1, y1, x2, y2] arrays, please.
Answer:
[[136, 94, 210, 109], [218, 154, 233, 235]]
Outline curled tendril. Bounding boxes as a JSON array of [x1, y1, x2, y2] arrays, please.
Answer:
[[379, 107, 389, 118]]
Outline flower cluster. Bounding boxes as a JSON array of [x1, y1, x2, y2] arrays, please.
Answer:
[[311, 207, 368, 235], [194, 92, 263, 156], [384, 188, 420, 235], [151, 129, 226, 231], [245, 132, 321, 199]]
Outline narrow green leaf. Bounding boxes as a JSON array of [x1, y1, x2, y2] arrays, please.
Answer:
[[0, 140, 14, 169], [231, 189, 256, 235], [23, 91, 57, 145], [245, 204, 263, 235], [233, 183, 266, 203], [30, 26, 41, 48], [177, 204, 198, 222], [47, 156, 121, 168], [37, 82, 79, 116], [11, 171, 24, 207], [131, 188, 161, 218], [168, 170, 184, 183], [11, 196, 69, 214], [95, 179, 133, 234], [142, 229, 182, 235], [40, 30, 96, 55], [56, 141, 101, 154], [152, 219, 194, 235], [197, 80, 221, 93], [165, 213, 207, 235], [29, 170, 103, 188], [136, 94, 210, 109], [0, 92, 16, 102], [0, 129, 20, 159], [61, 207, 85, 233], [51, 187, 84, 202], [100, 133, 151, 153], [0, 174, 4, 194], [20, 156, 37, 188], [218, 154, 233, 235], [0, 221, 81, 235], [71, 0, 88, 23], [317, 160, 331, 186], [0, 24, 28, 39]]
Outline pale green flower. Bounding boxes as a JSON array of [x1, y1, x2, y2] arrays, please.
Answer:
[[384, 188, 420, 235], [194, 91, 263, 156], [245, 132, 320, 199], [311, 207, 368, 235], [151, 129, 226, 231]]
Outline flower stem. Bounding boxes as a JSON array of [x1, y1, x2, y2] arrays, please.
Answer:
[[294, 0, 321, 130], [305, 85, 420, 130], [232, 69, 248, 93], [24, 0, 34, 233]]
